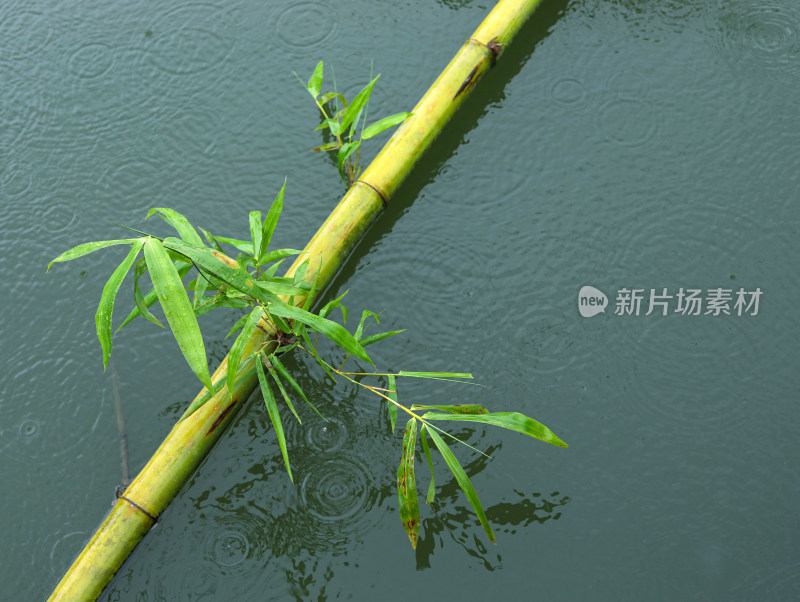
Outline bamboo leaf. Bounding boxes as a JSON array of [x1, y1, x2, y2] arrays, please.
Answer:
[[307, 60, 323, 98], [198, 226, 223, 252], [419, 412, 568, 448], [387, 374, 398, 434], [420, 425, 436, 504], [269, 354, 325, 421], [266, 359, 301, 423], [267, 302, 372, 364], [225, 313, 250, 339], [362, 112, 413, 140], [397, 418, 420, 549], [319, 290, 348, 322], [256, 281, 309, 297], [227, 306, 264, 398], [47, 238, 141, 272], [360, 330, 405, 347], [132, 258, 164, 328], [426, 427, 495, 544], [259, 179, 285, 261], [411, 404, 489, 415], [312, 142, 341, 152], [117, 263, 192, 331], [146, 208, 203, 245], [319, 92, 346, 107], [249, 211, 262, 262], [340, 75, 379, 133], [354, 309, 379, 341], [257, 355, 293, 482], [211, 236, 254, 255], [192, 270, 210, 309], [337, 141, 360, 181], [144, 237, 213, 392], [399, 371, 473, 379], [259, 248, 304, 266], [95, 239, 145, 368]]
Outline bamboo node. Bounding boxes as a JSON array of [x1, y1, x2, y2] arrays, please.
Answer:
[[116, 490, 158, 523], [353, 180, 388, 207]]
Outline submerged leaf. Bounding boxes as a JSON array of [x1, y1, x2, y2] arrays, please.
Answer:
[[96, 239, 145, 368], [426, 427, 495, 544], [397, 418, 420, 549], [144, 237, 213, 392]]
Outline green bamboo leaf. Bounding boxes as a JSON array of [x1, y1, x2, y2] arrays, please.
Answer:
[[212, 236, 254, 255], [47, 238, 141, 272], [194, 296, 250, 317], [259, 248, 304, 266], [325, 119, 341, 137], [319, 92, 346, 107], [307, 60, 323, 98], [256, 281, 309, 297], [267, 302, 372, 364], [225, 313, 249, 339], [144, 237, 213, 392], [227, 306, 264, 398], [354, 309, 379, 341], [192, 270, 210, 309], [319, 290, 348, 321], [420, 425, 436, 504], [426, 427, 495, 544], [249, 211, 262, 262], [117, 263, 192, 331], [132, 258, 164, 328], [269, 355, 325, 421], [95, 239, 145, 368], [360, 330, 405, 347], [419, 412, 568, 448], [362, 112, 412, 140], [259, 179, 285, 261], [198, 226, 224, 252], [411, 404, 489, 415], [257, 355, 293, 482], [337, 141, 359, 181], [312, 142, 341, 152], [265, 360, 301, 423], [387, 374, 398, 434], [399, 371, 473, 379], [340, 75, 379, 133], [146, 208, 203, 245], [397, 418, 420, 549]]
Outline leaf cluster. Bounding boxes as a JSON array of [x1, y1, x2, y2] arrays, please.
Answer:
[[299, 61, 412, 187]]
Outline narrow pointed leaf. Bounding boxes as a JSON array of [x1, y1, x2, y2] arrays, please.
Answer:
[[399, 371, 473, 379], [387, 374, 398, 434], [355, 310, 379, 341], [256, 281, 309, 297], [419, 412, 568, 448], [47, 238, 140, 272], [226, 306, 264, 398], [198, 226, 224, 252], [362, 112, 413, 139], [259, 248, 304, 266], [269, 355, 325, 420], [211, 236, 254, 255], [312, 142, 341, 152], [397, 418, 420, 549], [260, 180, 285, 260], [225, 314, 249, 339], [319, 92, 346, 107], [319, 290, 349, 322], [340, 75, 379, 133], [144, 237, 213, 392], [257, 356, 293, 482], [146, 208, 203, 245], [307, 60, 323, 98], [95, 239, 145, 368], [117, 263, 192, 331], [133, 258, 164, 328], [266, 360, 301, 423], [360, 330, 405, 347], [337, 141, 359, 181], [420, 426, 436, 504], [411, 404, 489, 415], [249, 211, 262, 263], [192, 270, 210, 309], [426, 427, 495, 543]]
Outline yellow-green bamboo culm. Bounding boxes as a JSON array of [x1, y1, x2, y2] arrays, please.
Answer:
[[47, 1, 545, 599]]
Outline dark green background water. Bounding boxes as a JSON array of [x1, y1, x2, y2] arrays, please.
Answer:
[[2, 0, 798, 599]]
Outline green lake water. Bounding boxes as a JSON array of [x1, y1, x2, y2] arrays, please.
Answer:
[[2, 0, 799, 599]]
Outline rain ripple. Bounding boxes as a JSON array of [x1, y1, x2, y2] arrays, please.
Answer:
[[707, 0, 800, 79], [273, 1, 339, 55]]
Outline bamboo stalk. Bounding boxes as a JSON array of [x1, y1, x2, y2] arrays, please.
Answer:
[[47, 1, 545, 599]]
